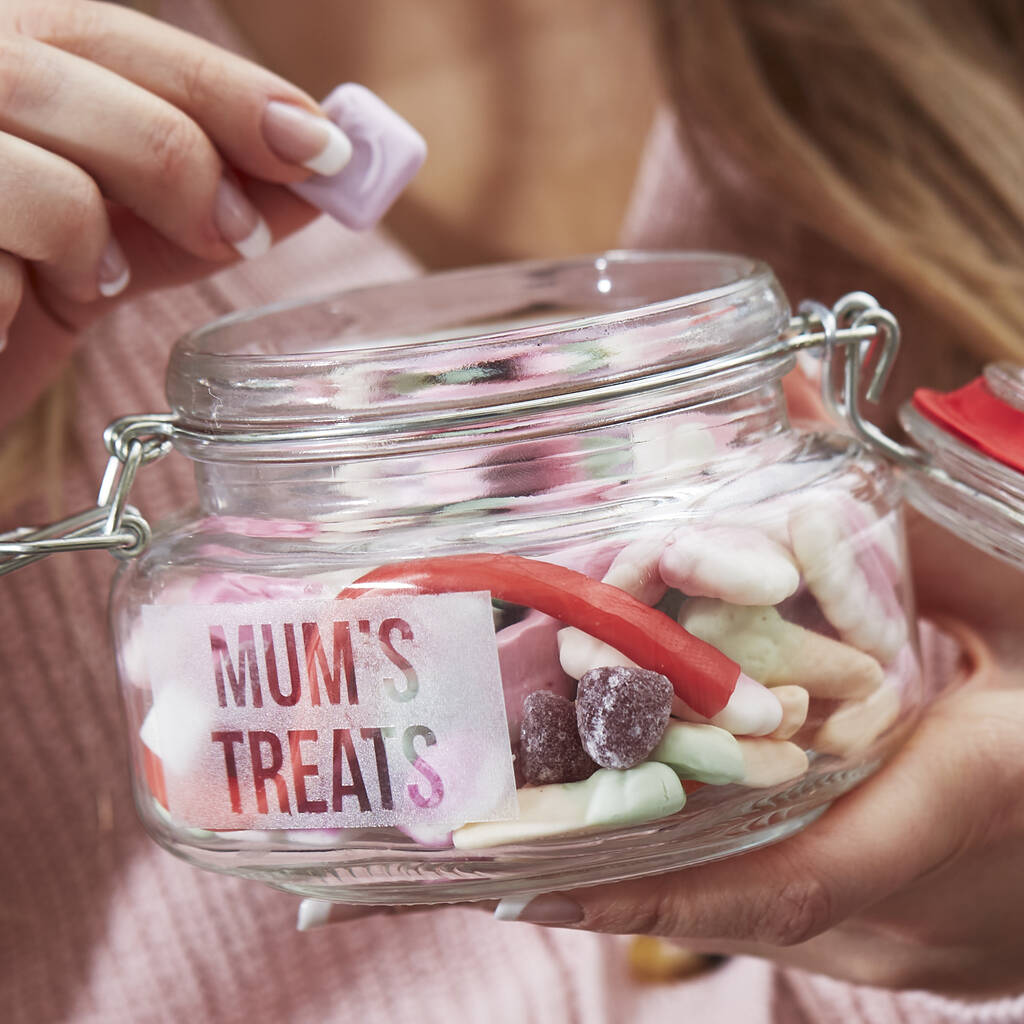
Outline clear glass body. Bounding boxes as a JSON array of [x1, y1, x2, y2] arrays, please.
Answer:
[[111, 253, 924, 904]]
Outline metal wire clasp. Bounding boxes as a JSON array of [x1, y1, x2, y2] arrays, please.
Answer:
[[0, 414, 175, 577], [788, 292, 925, 469]]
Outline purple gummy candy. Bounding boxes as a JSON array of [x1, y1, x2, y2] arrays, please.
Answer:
[[576, 666, 673, 770], [290, 83, 427, 231], [519, 691, 597, 785]]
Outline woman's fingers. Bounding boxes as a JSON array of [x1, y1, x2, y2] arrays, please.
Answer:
[[0, 131, 128, 305], [494, 690, 1022, 944], [16, 1, 352, 183], [0, 33, 269, 263], [0, 250, 25, 348]]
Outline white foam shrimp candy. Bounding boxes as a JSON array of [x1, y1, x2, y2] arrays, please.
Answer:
[[789, 502, 906, 665], [735, 738, 809, 788], [650, 722, 746, 785], [659, 526, 800, 606], [671, 672, 784, 736], [452, 762, 685, 850], [651, 722, 809, 788], [769, 685, 810, 740], [557, 623, 784, 737], [557, 626, 636, 680], [602, 534, 670, 606], [813, 684, 902, 757], [680, 599, 884, 700]]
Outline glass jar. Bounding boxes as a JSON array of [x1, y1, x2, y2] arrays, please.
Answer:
[[99, 252, 928, 905]]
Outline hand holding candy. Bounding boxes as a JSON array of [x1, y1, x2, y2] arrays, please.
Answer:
[[0, 2, 422, 428]]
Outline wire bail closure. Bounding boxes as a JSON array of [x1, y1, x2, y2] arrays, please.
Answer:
[[0, 414, 175, 577], [0, 292, 978, 576]]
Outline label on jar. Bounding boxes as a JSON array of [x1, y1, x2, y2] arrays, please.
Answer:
[[139, 593, 518, 831]]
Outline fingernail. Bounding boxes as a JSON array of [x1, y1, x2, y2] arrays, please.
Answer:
[[289, 83, 427, 231], [98, 237, 130, 298], [213, 177, 271, 260], [296, 898, 380, 932], [494, 894, 583, 925], [263, 101, 354, 176]]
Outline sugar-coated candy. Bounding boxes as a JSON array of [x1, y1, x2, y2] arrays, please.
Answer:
[[659, 526, 800, 606], [650, 722, 746, 785], [452, 762, 685, 850], [769, 685, 810, 740], [789, 502, 906, 664], [814, 684, 901, 757], [671, 671, 784, 737], [680, 599, 884, 699], [576, 666, 673, 770], [519, 691, 598, 785]]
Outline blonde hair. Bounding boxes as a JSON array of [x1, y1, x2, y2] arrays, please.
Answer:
[[655, 0, 1024, 363]]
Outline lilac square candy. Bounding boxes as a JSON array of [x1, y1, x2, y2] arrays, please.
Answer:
[[289, 83, 427, 231]]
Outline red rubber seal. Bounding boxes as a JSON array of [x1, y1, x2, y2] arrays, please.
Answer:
[[912, 378, 1024, 475]]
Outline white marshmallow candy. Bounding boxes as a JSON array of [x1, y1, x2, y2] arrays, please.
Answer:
[[769, 685, 810, 740], [139, 686, 213, 778], [452, 762, 685, 850], [671, 672, 784, 737], [557, 627, 636, 680], [659, 526, 800, 606], [680, 599, 884, 700], [814, 684, 902, 757], [735, 738, 809, 788], [789, 503, 906, 665], [601, 534, 671, 606], [651, 722, 808, 788], [650, 722, 746, 785], [559, 627, 782, 737]]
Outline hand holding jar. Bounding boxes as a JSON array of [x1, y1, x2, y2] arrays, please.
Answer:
[[484, 520, 1024, 996]]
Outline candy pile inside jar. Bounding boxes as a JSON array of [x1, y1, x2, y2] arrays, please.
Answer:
[[443, 492, 910, 849], [132, 479, 914, 852]]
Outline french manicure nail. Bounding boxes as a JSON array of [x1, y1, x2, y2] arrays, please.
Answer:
[[263, 101, 354, 176], [494, 894, 584, 925], [289, 83, 427, 231], [213, 177, 271, 260], [296, 898, 381, 931], [98, 237, 130, 298]]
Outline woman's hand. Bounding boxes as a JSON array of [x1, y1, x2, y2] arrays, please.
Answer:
[[491, 514, 1024, 998], [0, 0, 352, 427]]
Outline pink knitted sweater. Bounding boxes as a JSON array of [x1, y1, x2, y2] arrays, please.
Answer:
[[1, 2, 1021, 1021]]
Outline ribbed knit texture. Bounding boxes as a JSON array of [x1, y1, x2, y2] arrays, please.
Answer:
[[1, 3, 1021, 1021]]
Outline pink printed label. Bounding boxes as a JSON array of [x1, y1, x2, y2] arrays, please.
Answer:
[[140, 594, 517, 830]]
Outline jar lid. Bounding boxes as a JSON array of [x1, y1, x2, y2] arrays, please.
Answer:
[[899, 367, 1024, 570]]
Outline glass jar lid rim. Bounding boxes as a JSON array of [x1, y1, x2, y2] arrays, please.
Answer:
[[164, 251, 794, 456], [173, 250, 776, 365]]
